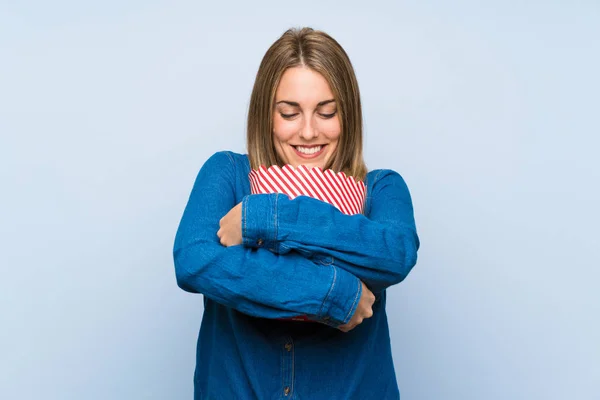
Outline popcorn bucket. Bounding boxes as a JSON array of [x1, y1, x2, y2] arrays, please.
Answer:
[[248, 164, 366, 322]]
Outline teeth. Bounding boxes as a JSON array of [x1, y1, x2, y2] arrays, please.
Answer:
[[296, 146, 322, 155]]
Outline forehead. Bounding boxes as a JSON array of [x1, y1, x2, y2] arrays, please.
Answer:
[[275, 67, 335, 105]]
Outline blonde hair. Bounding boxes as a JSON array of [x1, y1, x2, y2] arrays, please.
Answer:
[[246, 27, 367, 181]]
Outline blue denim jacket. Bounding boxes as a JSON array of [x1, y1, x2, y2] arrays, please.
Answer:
[[173, 151, 419, 399]]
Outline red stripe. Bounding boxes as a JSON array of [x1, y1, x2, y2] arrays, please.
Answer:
[[297, 165, 326, 202], [258, 166, 279, 193], [280, 165, 314, 199], [339, 174, 361, 214], [324, 169, 355, 214], [267, 166, 300, 199], [250, 171, 260, 194], [340, 175, 359, 215], [261, 167, 296, 199], [359, 180, 366, 204], [339, 174, 359, 214], [309, 168, 339, 210], [272, 166, 302, 198], [345, 177, 362, 211], [249, 171, 261, 194], [354, 180, 367, 213], [323, 170, 352, 214]]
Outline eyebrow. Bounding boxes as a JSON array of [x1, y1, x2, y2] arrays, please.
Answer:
[[275, 99, 336, 107]]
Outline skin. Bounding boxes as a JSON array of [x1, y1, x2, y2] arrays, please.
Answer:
[[272, 66, 341, 170], [338, 281, 375, 333], [217, 66, 375, 331]]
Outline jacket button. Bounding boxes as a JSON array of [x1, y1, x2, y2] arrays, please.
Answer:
[[257, 238, 264, 246], [284, 387, 290, 396]]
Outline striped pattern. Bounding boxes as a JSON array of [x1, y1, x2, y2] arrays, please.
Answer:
[[248, 164, 366, 215]]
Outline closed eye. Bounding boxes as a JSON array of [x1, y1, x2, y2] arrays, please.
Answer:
[[319, 112, 337, 119], [280, 113, 299, 119]]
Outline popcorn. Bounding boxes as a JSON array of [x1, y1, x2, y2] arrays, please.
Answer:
[[248, 164, 366, 323]]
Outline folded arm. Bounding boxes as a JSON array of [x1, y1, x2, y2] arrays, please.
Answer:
[[242, 169, 420, 294], [173, 151, 362, 326]]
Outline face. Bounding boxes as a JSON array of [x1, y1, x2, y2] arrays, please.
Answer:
[[272, 66, 341, 170]]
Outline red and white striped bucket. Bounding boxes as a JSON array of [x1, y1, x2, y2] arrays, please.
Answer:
[[248, 164, 366, 323], [248, 164, 366, 215]]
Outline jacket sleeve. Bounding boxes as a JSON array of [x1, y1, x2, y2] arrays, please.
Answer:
[[242, 169, 420, 294], [173, 151, 362, 326]]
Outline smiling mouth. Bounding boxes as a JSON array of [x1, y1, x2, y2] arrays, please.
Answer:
[[292, 144, 326, 156]]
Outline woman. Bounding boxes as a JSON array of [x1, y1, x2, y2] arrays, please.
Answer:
[[173, 27, 420, 399]]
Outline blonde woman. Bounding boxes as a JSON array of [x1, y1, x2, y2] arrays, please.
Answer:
[[173, 27, 420, 399]]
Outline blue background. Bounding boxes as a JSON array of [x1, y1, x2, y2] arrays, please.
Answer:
[[1, 1, 598, 399]]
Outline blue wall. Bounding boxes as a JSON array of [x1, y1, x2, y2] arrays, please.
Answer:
[[1, 1, 598, 399]]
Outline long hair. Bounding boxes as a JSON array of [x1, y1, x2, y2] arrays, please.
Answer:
[[246, 27, 367, 181]]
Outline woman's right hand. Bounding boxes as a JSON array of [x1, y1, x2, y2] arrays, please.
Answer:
[[337, 281, 375, 332]]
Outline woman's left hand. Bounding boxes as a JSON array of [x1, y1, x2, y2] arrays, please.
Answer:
[[217, 202, 243, 247]]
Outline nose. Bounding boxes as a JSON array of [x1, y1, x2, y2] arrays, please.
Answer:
[[298, 116, 318, 140]]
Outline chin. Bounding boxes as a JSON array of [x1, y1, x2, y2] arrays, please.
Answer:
[[297, 160, 326, 170]]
